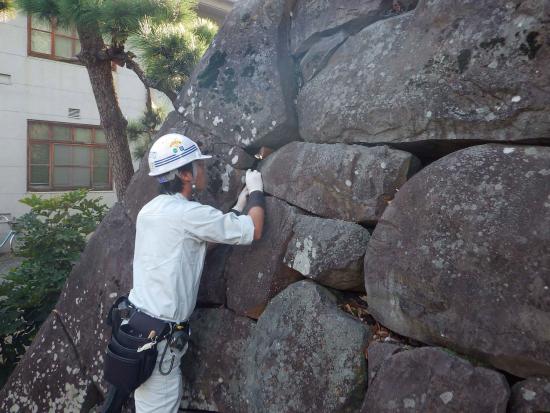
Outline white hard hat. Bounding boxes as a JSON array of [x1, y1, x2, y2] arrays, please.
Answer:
[[148, 133, 212, 177]]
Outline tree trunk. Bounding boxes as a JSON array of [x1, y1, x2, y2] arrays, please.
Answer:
[[77, 25, 134, 200]]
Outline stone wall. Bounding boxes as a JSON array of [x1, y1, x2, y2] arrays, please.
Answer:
[[1, 0, 549, 412]]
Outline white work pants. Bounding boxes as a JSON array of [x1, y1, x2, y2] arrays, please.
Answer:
[[134, 340, 186, 413]]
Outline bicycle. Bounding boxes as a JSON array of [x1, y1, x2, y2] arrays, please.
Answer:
[[0, 215, 20, 254]]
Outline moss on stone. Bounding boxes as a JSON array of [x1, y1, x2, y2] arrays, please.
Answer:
[[198, 50, 227, 89], [457, 49, 472, 74], [241, 65, 255, 78], [222, 68, 238, 103]]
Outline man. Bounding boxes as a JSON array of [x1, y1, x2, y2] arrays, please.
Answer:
[[103, 133, 265, 412]]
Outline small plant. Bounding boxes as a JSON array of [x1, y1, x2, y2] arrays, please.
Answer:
[[0, 190, 107, 387], [128, 105, 167, 160]]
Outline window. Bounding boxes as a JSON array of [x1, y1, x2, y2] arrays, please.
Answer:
[[28, 15, 81, 62], [28, 121, 112, 191]]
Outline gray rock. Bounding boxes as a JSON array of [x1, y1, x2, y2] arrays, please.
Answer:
[[221, 145, 256, 170], [290, 0, 418, 55], [197, 160, 245, 213], [299, 31, 348, 82], [225, 197, 303, 318], [298, 0, 550, 146], [367, 341, 406, 385], [364, 144, 550, 378], [362, 347, 510, 412], [197, 244, 231, 306], [242, 280, 372, 413], [260, 142, 420, 223], [283, 215, 370, 291], [54, 202, 136, 397], [176, 0, 298, 149], [181, 308, 255, 413], [173, 119, 257, 170], [509, 377, 550, 413], [0, 314, 97, 412]]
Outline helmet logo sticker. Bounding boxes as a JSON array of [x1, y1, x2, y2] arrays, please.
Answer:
[[169, 139, 183, 154]]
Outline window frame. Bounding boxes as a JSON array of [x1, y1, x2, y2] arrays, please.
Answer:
[[27, 120, 113, 192], [27, 15, 82, 64]]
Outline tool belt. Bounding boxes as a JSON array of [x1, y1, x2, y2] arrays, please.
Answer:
[[103, 296, 190, 394]]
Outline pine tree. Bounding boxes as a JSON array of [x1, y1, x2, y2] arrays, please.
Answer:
[[0, 0, 15, 21], [131, 17, 217, 103], [14, 0, 201, 199], [126, 17, 217, 160], [127, 105, 166, 160]]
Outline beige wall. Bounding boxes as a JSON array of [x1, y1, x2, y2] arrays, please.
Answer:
[[0, 14, 152, 220]]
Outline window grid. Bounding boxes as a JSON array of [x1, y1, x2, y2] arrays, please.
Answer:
[[27, 15, 81, 63], [27, 120, 112, 192]]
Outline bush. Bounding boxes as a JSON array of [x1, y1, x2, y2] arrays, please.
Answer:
[[0, 190, 107, 387]]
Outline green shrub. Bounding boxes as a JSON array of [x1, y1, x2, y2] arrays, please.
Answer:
[[0, 189, 107, 387]]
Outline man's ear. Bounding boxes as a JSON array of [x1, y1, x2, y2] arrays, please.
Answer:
[[177, 170, 193, 183]]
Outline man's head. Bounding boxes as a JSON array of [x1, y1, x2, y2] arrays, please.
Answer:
[[148, 133, 211, 195]]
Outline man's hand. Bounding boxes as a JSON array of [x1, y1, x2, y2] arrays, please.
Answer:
[[232, 186, 249, 213], [246, 170, 263, 193]]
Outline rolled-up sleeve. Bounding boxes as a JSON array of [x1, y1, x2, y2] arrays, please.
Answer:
[[182, 203, 255, 245]]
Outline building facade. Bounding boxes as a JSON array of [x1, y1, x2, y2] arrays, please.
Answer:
[[0, 1, 234, 228]]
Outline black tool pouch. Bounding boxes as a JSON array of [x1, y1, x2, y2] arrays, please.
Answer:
[[104, 324, 158, 392], [103, 298, 169, 393]]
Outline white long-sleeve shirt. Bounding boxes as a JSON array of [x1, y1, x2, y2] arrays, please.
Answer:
[[128, 193, 254, 323]]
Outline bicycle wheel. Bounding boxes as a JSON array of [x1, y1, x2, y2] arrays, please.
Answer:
[[9, 232, 22, 255]]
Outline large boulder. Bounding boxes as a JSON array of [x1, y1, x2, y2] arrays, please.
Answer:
[[160, 116, 256, 171], [197, 244, 232, 306], [364, 144, 550, 378], [261, 142, 420, 223], [509, 377, 550, 413], [242, 280, 371, 413], [283, 215, 370, 291], [290, 0, 418, 55], [225, 197, 303, 318], [181, 308, 255, 413], [198, 160, 245, 213], [298, 0, 550, 147], [362, 347, 510, 412], [52, 202, 136, 398], [367, 341, 406, 385], [176, 0, 299, 149], [0, 314, 98, 412], [298, 31, 348, 83]]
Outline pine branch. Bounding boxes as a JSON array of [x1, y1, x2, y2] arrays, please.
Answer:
[[114, 49, 178, 106]]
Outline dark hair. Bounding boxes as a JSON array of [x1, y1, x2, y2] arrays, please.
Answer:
[[159, 163, 194, 195]]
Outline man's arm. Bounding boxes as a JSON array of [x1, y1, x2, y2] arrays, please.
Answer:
[[248, 206, 264, 240], [244, 170, 265, 241]]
